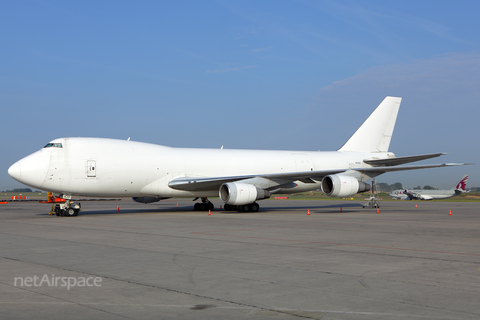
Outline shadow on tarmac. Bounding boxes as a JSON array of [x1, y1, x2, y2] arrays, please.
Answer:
[[35, 201, 367, 217]]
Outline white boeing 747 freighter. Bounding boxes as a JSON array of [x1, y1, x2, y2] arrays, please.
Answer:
[[8, 97, 469, 216]]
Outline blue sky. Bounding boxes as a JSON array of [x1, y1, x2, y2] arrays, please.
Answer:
[[1, 0, 479, 191]]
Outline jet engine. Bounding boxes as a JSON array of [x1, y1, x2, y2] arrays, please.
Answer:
[[321, 174, 370, 198], [219, 182, 271, 205], [132, 197, 163, 204]]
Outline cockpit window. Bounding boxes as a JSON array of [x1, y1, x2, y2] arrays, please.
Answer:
[[43, 143, 63, 148]]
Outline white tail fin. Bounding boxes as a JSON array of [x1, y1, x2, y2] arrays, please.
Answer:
[[339, 96, 401, 153], [453, 175, 468, 191]]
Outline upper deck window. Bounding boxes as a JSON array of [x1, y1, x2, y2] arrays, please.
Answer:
[[43, 143, 63, 148]]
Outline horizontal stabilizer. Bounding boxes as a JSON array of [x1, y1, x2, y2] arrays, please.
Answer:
[[355, 163, 472, 175], [364, 153, 446, 167]]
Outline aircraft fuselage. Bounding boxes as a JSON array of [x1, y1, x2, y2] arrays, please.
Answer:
[[9, 137, 381, 197]]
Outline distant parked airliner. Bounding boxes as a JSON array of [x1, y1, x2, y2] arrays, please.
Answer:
[[389, 175, 469, 200], [8, 97, 469, 216]]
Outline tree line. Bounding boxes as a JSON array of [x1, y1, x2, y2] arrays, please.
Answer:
[[1, 188, 37, 193]]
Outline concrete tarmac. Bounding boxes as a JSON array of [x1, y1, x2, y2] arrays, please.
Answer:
[[0, 199, 479, 319]]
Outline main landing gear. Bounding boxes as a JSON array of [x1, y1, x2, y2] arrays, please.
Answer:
[[193, 197, 214, 211], [224, 202, 260, 212], [192, 198, 261, 212]]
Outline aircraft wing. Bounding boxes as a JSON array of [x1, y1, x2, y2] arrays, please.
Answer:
[[169, 175, 259, 191], [404, 191, 431, 200], [168, 169, 348, 192], [404, 191, 420, 200], [168, 163, 470, 192]]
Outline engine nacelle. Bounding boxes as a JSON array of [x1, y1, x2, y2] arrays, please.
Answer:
[[321, 174, 370, 198], [219, 182, 271, 205], [132, 197, 163, 204]]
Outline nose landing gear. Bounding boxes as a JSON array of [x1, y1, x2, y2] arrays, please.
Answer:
[[52, 201, 81, 217], [50, 195, 81, 217]]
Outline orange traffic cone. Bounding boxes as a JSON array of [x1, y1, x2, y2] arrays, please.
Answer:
[[340, 207, 342, 213], [307, 209, 310, 215], [415, 204, 417, 208], [449, 210, 452, 216], [376, 208, 379, 214], [208, 210, 211, 215], [176, 203, 179, 207], [117, 205, 120, 212]]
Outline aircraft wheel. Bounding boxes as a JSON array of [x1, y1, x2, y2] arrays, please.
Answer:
[[250, 203, 260, 212], [238, 204, 250, 212], [224, 204, 237, 211]]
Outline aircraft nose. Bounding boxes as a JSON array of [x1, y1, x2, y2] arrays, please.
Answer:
[[8, 162, 21, 181], [8, 150, 50, 189]]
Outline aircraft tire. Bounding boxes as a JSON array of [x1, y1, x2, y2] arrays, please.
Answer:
[[250, 203, 260, 212], [238, 204, 250, 212]]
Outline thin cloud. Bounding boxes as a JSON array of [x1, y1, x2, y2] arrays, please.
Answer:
[[249, 46, 273, 52], [319, 52, 480, 94], [206, 65, 257, 73]]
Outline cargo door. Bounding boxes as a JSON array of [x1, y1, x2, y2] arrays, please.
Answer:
[[292, 153, 313, 172]]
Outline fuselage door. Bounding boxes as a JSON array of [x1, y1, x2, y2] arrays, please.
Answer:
[[87, 160, 96, 177], [292, 153, 313, 172]]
